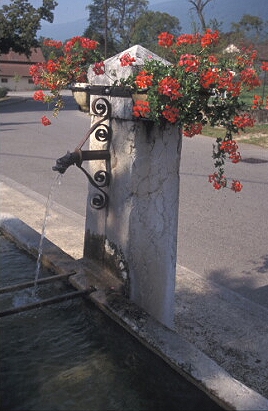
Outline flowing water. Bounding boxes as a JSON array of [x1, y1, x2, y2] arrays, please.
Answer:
[[0, 234, 224, 411], [33, 173, 63, 297]]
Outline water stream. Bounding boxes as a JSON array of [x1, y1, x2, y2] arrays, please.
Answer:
[[32, 173, 63, 297]]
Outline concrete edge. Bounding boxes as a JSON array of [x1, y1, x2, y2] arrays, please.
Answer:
[[1, 212, 268, 411]]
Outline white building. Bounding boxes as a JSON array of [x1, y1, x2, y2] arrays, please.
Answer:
[[0, 48, 44, 91]]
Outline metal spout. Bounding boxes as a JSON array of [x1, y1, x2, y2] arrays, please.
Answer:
[[52, 150, 82, 174], [53, 149, 111, 174]]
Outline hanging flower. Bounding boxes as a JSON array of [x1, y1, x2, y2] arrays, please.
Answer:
[[30, 36, 101, 121], [183, 123, 203, 137], [33, 90, 46, 102], [231, 180, 243, 193], [41, 115, 51, 126]]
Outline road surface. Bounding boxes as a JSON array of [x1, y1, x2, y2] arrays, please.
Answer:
[[1, 91, 268, 308]]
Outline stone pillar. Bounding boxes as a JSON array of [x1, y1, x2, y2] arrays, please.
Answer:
[[84, 46, 182, 328]]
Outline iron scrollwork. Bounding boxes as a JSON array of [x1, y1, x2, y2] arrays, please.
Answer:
[[53, 97, 112, 210], [76, 97, 112, 210]]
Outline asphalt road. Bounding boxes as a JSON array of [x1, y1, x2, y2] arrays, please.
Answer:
[[1, 91, 268, 308]]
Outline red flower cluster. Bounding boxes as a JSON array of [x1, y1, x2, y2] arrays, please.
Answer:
[[240, 68, 261, 90], [233, 114, 255, 129], [179, 54, 200, 73], [30, 36, 100, 125], [120, 53, 136, 66], [200, 68, 219, 88], [158, 77, 182, 100], [133, 100, 151, 118], [33, 90, 46, 102], [135, 71, 153, 89], [183, 123, 203, 137], [208, 172, 227, 190], [209, 173, 242, 192], [93, 61, 105, 75], [43, 39, 63, 49], [220, 140, 241, 163], [46, 60, 61, 73], [176, 33, 200, 46], [231, 180, 243, 193], [252, 94, 263, 109], [208, 55, 219, 64], [162, 106, 180, 123], [64, 36, 98, 53], [200, 29, 219, 47], [158, 32, 175, 47], [261, 62, 268, 72], [41, 116, 51, 126]]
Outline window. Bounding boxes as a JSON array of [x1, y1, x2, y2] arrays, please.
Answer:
[[28, 79, 34, 84], [1, 78, 8, 83]]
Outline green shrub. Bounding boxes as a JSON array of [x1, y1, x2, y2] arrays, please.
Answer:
[[0, 87, 8, 98]]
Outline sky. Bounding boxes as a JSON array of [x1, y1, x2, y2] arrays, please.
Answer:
[[0, 0, 90, 23], [0, 0, 161, 24]]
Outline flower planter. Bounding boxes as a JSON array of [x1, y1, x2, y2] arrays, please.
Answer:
[[71, 83, 91, 112], [132, 91, 150, 119]]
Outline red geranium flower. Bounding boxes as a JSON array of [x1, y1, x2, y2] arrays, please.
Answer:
[[162, 105, 180, 123], [231, 180, 243, 192], [41, 116, 51, 126], [158, 77, 182, 100], [33, 90, 46, 102], [133, 100, 151, 118], [120, 53, 136, 67], [93, 61, 105, 75], [158, 32, 175, 47], [135, 71, 153, 89], [183, 123, 203, 137]]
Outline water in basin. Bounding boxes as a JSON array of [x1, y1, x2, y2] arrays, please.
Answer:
[[0, 234, 224, 411]]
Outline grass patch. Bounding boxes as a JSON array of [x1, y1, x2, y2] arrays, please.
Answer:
[[239, 86, 267, 107], [202, 123, 268, 148]]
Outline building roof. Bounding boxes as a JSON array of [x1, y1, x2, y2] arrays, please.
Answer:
[[0, 48, 45, 77], [0, 48, 45, 63]]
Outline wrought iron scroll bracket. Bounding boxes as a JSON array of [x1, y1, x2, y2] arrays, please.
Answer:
[[52, 97, 112, 210], [76, 97, 112, 210]]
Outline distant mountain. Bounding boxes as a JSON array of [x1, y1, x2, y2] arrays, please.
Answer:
[[38, 18, 88, 41], [38, 0, 267, 41]]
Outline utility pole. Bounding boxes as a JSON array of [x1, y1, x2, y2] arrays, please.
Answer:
[[104, 0, 108, 58]]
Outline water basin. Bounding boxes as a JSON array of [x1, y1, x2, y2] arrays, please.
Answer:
[[0, 234, 224, 411]]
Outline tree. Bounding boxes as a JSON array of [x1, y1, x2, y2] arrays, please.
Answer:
[[85, 0, 182, 57], [232, 14, 267, 41], [0, 0, 58, 56], [188, 0, 214, 32], [131, 11, 181, 55], [84, 0, 148, 57]]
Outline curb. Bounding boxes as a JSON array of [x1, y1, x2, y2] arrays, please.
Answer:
[[0, 96, 29, 106]]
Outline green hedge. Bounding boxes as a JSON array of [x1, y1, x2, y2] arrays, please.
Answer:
[[0, 87, 8, 98]]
